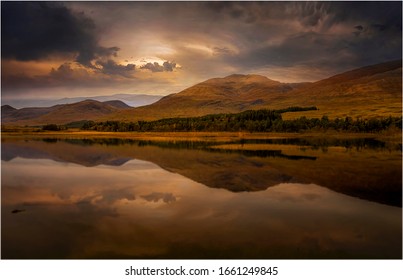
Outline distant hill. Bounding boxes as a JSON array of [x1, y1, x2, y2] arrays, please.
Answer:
[[105, 74, 310, 121], [2, 93, 163, 109], [2, 100, 131, 125], [106, 60, 401, 121], [102, 100, 132, 109], [1, 105, 17, 114], [1, 104, 63, 123]]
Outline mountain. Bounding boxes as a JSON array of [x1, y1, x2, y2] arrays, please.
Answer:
[[105, 74, 309, 121], [1, 105, 17, 113], [2, 93, 163, 109], [2, 60, 401, 125], [2, 100, 131, 125], [106, 60, 401, 121]]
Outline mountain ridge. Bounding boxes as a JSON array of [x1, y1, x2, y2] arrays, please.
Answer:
[[2, 93, 163, 109], [2, 60, 401, 125], [104, 73, 310, 121], [105, 59, 401, 121], [1, 99, 131, 125]]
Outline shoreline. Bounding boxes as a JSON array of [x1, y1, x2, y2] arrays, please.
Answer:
[[1, 129, 401, 143]]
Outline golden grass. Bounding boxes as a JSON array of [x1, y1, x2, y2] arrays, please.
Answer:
[[2, 129, 401, 146]]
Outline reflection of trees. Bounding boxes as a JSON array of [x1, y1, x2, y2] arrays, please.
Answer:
[[64, 138, 137, 146], [3, 137, 401, 206], [207, 148, 317, 160], [45, 136, 396, 151]]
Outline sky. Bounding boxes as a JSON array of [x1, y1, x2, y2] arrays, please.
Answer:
[[1, 1, 402, 102]]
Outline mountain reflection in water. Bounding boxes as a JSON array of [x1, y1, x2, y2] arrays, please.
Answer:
[[1, 136, 402, 259], [2, 137, 401, 206]]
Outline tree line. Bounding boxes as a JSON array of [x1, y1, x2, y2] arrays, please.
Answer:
[[77, 107, 402, 133]]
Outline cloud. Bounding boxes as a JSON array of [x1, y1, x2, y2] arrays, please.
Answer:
[[1, 1, 401, 98], [353, 25, 364, 37], [163, 61, 177, 72], [49, 63, 86, 80], [140, 62, 164, 72], [140, 61, 177, 72], [213, 47, 234, 56], [1, 61, 135, 92], [96, 59, 136, 77], [1, 2, 120, 67], [206, 1, 402, 76], [1, 59, 183, 100], [78, 47, 121, 68]]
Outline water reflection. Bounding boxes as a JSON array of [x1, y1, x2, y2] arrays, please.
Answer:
[[2, 154, 401, 259], [141, 192, 177, 203], [2, 137, 401, 206]]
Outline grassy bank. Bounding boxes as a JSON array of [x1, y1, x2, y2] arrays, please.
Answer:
[[1, 128, 401, 144]]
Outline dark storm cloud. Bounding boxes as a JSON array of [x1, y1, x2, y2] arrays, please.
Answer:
[[290, 1, 330, 27], [96, 60, 135, 77], [239, 32, 341, 67], [215, 1, 401, 73], [285, 1, 402, 31], [1, 1, 401, 97], [332, 2, 402, 66], [353, 25, 364, 37], [162, 61, 177, 72], [78, 46, 121, 68], [1, 2, 118, 67], [330, 1, 401, 26], [140, 61, 177, 72]]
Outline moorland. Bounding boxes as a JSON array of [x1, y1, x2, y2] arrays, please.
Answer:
[[1, 60, 402, 134]]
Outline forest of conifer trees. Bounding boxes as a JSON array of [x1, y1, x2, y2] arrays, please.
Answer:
[[74, 107, 402, 133]]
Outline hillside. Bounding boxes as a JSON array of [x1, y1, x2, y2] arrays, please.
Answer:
[[1, 104, 63, 123], [106, 60, 402, 122], [104, 74, 310, 121], [2, 60, 401, 125], [2, 100, 131, 125], [274, 60, 402, 119]]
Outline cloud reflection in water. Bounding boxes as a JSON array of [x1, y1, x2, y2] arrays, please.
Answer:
[[2, 155, 401, 259]]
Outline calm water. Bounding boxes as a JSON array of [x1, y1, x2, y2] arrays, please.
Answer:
[[1, 137, 402, 259]]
